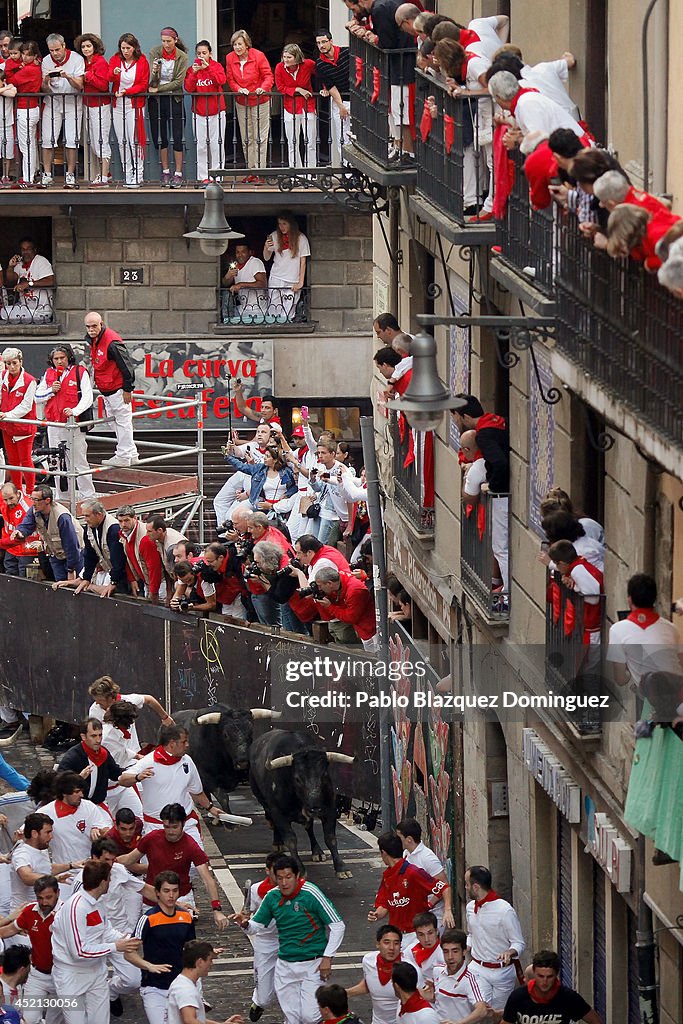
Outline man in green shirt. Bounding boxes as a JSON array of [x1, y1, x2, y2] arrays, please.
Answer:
[[231, 855, 346, 1024]]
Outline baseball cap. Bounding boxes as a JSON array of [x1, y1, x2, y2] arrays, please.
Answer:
[[291, 426, 305, 438]]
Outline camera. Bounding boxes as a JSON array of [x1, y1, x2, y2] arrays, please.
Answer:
[[299, 581, 323, 599], [245, 568, 265, 581], [193, 559, 222, 584], [178, 597, 192, 612], [34, 441, 68, 473], [216, 519, 234, 540]]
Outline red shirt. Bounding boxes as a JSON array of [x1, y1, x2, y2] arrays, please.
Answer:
[[629, 209, 681, 270], [275, 59, 316, 114], [623, 185, 669, 216], [225, 48, 273, 105], [375, 859, 447, 934], [137, 831, 209, 900], [185, 59, 227, 115], [15, 902, 58, 972], [0, 490, 39, 557], [318, 572, 377, 641], [83, 53, 111, 106], [311, 545, 351, 573], [105, 817, 144, 855], [5, 61, 42, 108], [523, 140, 558, 210]]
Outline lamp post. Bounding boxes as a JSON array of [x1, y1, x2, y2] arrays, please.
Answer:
[[183, 182, 245, 256], [387, 330, 466, 427]]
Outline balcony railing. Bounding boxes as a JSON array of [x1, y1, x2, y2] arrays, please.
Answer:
[[219, 285, 311, 326], [545, 570, 605, 734], [347, 34, 416, 170], [460, 489, 510, 620], [555, 217, 683, 446], [0, 285, 55, 325], [1, 92, 348, 188], [497, 150, 555, 295], [390, 411, 434, 537], [414, 70, 494, 223]]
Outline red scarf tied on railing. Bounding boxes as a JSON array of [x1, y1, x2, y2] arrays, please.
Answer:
[[355, 56, 363, 88], [444, 114, 455, 155], [420, 99, 432, 143], [371, 66, 381, 104]]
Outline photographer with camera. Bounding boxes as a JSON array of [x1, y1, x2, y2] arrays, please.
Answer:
[[309, 441, 354, 545], [294, 533, 351, 578], [310, 566, 378, 652], [246, 540, 314, 634], [175, 542, 247, 619], [170, 559, 207, 613]]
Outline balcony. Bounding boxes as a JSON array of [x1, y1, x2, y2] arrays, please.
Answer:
[[545, 570, 605, 735], [390, 410, 434, 539], [0, 286, 59, 334], [346, 35, 417, 185], [216, 285, 313, 331], [555, 218, 683, 447], [411, 71, 497, 244], [460, 489, 510, 622]]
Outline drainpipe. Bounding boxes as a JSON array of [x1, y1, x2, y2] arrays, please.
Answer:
[[641, 0, 664, 190], [388, 191, 400, 317]]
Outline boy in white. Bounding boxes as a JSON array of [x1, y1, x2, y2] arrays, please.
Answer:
[[40, 775, 111, 895], [40, 33, 84, 187], [223, 243, 268, 323], [403, 914, 445, 983], [392, 962, 439, 1024], [247, 856, 279, 1020], [168, 938, 241, 1024], [347, 925, 422, 1024], [425, 929, 488, 1024]]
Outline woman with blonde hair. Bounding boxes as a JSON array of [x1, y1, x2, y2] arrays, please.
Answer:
[[606, 204, 681, 271], [275, 43, 317, 169], [225, 29, 273, 178], [263, 211, 311, 322]]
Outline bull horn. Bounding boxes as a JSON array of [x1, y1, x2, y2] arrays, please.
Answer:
[[250, 709, 283, 720], [0, 725, 22, 748], [196, 712, 221, 726], [326, 752, 355, 764], [266, 754, 294, 770]]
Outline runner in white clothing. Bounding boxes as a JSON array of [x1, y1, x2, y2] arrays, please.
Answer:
[[87, 675, 174, 755], [424, 928, 489, 1024], [39, 775, 111, 896], [347, 924, 422, 1024], [247, 855, 279, 1021], [397, 820, 454, 929], [403, 914, 445, 983], [167, 938, 242, 1024], [392, 962, 440, 1024], [464, 866, 525, 1008]]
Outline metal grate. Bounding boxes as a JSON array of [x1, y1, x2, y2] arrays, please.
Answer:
[[498, 150, 556, 294], [460, 490, 510, 620], [390, 413, 434, 536]]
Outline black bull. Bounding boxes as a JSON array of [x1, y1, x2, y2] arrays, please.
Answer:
[[249, 729, 354, 878], [173, 704, 279, 811]]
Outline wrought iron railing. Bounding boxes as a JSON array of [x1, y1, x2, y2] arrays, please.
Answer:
[[545, 569, 605, 734], [218, 285, 311, 326], [347, 34, 416, 168], [555, 217, 683, 446], [390, 412, 434, 536], [497, 149, 555, 294], [0, 285, 56, 325], [460, 489, 510, 620], [414, 70, 495, 223]]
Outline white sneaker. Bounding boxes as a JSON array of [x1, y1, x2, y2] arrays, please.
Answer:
[[124, 180, 141, 188], [40, 171, 53, 187], [65, 171, 76, 188], [128, 455, 140, 465], [101, 455, 131, 468]]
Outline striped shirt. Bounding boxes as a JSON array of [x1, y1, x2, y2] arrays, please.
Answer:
[[134, 905, 196, 989], [51, 890, 119, 967], [316, 47, 350, 99], [432, 964, 484, 1022]]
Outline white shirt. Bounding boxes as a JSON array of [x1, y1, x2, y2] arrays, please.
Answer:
[[463, 458, 487, 498], [15, 254, 54, 311], [133, 750, 203, 825], [606, 615, 682, 685], [73, 861, 144, 932], [268, 231, 311, 286], [39, 799, 111, 866], [118, 60, 137, 91], [465, 896, 525, 962], [0, 978, 22, 1005], [89, 693, 146, 753], [41, 49, 84, 95], [432, 964, 485, 1022], [393, 355, 413, 382], [579, 517, 604, 544], [404, 843, 446, 927], [466, 17, 505, 60], [234, 256, 268, 313], [361, 950, 403, 1024], [521, 59, 578, 116], [248, 879, 279, 951], [167, 974, 205, 1024], [52, 889, 120, 969], [311, 460, 350, 521], [403, 942, 445, 983], [400, 1004, 440, 1024], [159, 55, 175, 85], [514, 91, 584, 139], [10, 842, 51, 911], [548, 535, 604, 574], [101, 724, 138, 772]]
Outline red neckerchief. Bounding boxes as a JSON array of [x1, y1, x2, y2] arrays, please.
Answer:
[[51, 49, 71, 67], [278, 877, 305, 906], [400, 992, 432, 1016], [236, 258, 248, 268], [81, 740, 108, 768], [627, 609, 659, 629], [473, 889, 501, 913], [21, 258, 33, 270], [118, 725, 132, 740], [459, 29, 480, 48], [121, 59, 136, 72], [153, 744, 181, 765], [528, 979, 561, 1004], [476, 412, 506, 431], [299, 445, 309, 458], [509, 87, 540, 116], [257, 876, 276, 899], [54, 799, 78, 817], [411, 941, 440, 967], [281, 233, 290, 251], [376, 953, 400, 985], [162, 48, 177, 60], [319, 45, 341, 67]]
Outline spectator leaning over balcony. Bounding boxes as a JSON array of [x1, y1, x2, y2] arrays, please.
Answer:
[[538, 510, 604, 572], [488, 70, 587, 149], [452, 395, 510, 596], [185, 40, 227, 185], [263, 211, 311, 322], [547, 540, 603, 645], [373, 312, 403, 347], [539, 488, 604, 544], [148, 27, 189, 188], [0, 481, 41, 577], [40, 32, 84, 189], [84, 310, 139, 468], [0, 237, 55, 323], [13, 482, 84, 581], [561, 148, 626, 237], [34, 343, 96, 502], [491, 44, 579, 118], [309, 440, 354, 544], [76, 33, 112, 186], [5, 40, 41, 188], [276, 43, 317, 171], [315, 30, 351, 167], [602, 203, 681, 271], [116, 504, 164, 602], [658, 256, 683, 298], [109, 33, 150, 188], [0, 347, 37, 492], [225, 30, 273, 178], [73, 497, 128, 597]]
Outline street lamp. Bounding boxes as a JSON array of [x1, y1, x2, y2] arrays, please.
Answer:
[[183, 182, 245, 256], [387, 330, 466, 430]]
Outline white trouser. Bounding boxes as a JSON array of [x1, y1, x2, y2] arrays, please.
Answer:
[[194, 110, 225, 181], [141, 985, 169, 1024], [109, 948, 141, 996], [85, 103, 112, 161], [390, 84, 411, 138], [467, 961, 516, 1007], [41, 95, 83, 151], [491, 495, 509, 592], [113, 101, 144, 183], [213, 481, 241, 526], [0, 118, 13, 159], [284, 110, 317, 168], [463, 142, 493, 212], [105, 782, 143, 818], [361, 634, 380, 653], [102, 389, 138, 460], [16, 107, 40, 181], [251, 935, 279, 1008], [287, 494, 314, 545], [329, 103, 351, 166], [143, 816, 204, 851], [22, 967, 63, 1024], [47, 424, 96, 500], [274, 957, 323, 1024], [53, 961, 109, 1024]]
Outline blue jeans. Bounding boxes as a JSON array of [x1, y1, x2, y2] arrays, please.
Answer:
[[317, 518, 341, 545], [3, 552, 32, 577], [251, 592, 282, 626]]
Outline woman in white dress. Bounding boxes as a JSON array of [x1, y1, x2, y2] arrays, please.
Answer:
[[263, 211, 310, 323]]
